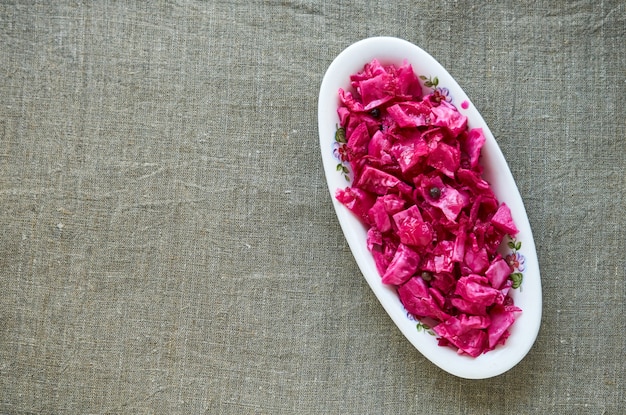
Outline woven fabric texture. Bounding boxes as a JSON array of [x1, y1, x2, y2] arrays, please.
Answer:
[[1, 1, 624, 413]]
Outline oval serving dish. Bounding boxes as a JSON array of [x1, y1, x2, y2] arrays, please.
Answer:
[[318, 37, 541, 379]]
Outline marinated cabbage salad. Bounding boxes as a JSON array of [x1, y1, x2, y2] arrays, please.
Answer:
[[333, 59, 524, 357]]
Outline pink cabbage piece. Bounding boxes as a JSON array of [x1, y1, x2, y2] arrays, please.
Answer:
[[491, 203, 519, 235], [487, 305, 521, 349], [398, 276, 451, 322], [486, 256, 513, 290], [347, 122, 370, 161], [430, 271, 456, 294], [392, 206, 433, 247], [387, 102, 430, 128], [359, 72, 397, 110], [395, 61, 423, 99], [419, 176, 469, 221], [381, 244, 420, 285], [433, 315, 490, 357], [463, 246, 490, 274], [463, 128, 486, 169], [335, 187, 374, 224], [350, 59, 422, 108], [338, 88, 364, 113], [426, 141, 460, 179], [355, 165, 413, 197], [430, 101, 468, 137], [368, 228, 397, 276], [334, 59, 522, 357], [390, 132, 429, 174], [451, 297, 487, 316], [366, 194, 407, 233], [455, 275, 501, 307]]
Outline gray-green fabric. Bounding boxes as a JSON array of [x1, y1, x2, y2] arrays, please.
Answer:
[[1, 1, 624, 413]]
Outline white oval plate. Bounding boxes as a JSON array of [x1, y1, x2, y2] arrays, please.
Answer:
[[318, 37, 542, 379]]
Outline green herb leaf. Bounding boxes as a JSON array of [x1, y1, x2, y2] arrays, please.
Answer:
[[432, 76, 439, 87], [508, 241, 516, 250], [515, 241, 522, 251], [335, 127, 346, 143], [416, 322, 431, 333], [510, 272, 523, 289], [419, 75, 428, 80]]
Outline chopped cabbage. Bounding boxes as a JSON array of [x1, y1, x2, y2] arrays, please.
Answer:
[[335, 59, 523, 356]]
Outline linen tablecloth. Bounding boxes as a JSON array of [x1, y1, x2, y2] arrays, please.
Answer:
[[1, 1, 624, 413]]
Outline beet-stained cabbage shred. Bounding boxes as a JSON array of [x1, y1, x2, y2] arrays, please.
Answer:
[[335, 59, 521, 357]]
